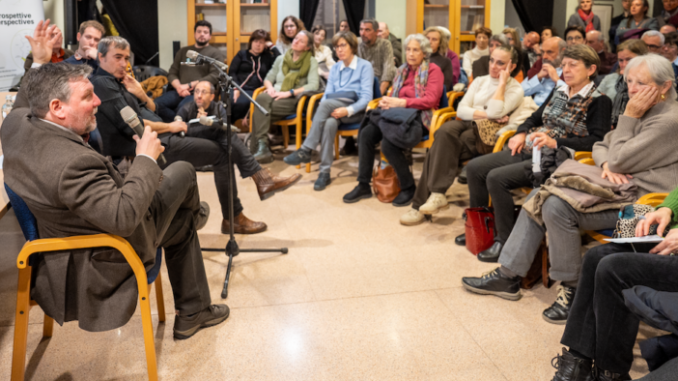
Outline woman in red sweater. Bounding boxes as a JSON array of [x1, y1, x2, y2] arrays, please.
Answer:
[[343, 33, 444, 207]]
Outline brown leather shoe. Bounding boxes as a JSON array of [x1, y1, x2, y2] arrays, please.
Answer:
[[221, 212, 267, 234], [252, 168, 302, 201]]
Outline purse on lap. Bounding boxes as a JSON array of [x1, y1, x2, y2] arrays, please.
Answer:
[[612, 204, 657, 238], [473, 119, 508, 155]]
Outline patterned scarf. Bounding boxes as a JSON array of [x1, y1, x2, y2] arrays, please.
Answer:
[[525, 84, 596, 151], [578, 8, 596, 33], [611, 75, 628, 128], [281, 50, 311, 92], [389, 60, 433, 129]]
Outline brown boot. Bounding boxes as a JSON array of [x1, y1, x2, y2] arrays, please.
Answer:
[[251, 168, 302, 201], [221, 212, 267, 234]]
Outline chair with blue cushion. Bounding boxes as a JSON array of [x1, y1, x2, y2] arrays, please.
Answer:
[[6, 184, 165, 381]]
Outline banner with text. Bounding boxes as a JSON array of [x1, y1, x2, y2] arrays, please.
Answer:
[[0, 0, 45, 91]]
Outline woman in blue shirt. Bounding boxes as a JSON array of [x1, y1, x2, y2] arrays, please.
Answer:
[[284, 31, 374, 191]]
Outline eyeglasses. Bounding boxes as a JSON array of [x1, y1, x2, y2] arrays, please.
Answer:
[[335, 43, 348, 49], [567, 36, 583, 42], [284, 25, 297, 29], [194, 90, 212, 95], [647, 44, 661, 50]]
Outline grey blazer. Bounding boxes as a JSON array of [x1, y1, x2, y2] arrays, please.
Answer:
[[568, 13, 602, 31], [1, 108, 163, 332]]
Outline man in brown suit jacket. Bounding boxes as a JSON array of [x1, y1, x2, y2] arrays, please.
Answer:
[[3, 22, 229, 339]]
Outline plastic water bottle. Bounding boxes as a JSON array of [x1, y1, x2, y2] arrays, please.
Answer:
[[532, 145, 542, 174], [1, 95, 13, 120]]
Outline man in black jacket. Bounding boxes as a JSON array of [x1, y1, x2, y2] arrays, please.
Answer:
[[92, 36, 300, 235]]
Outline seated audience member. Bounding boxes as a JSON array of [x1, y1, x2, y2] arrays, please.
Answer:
[[400, 46, 524, 226], [616, 0, 659, 41], [379, 22, 403, 67], [462, 27, 492, 78], [359, 19, 397, 96], [472, 34, 510, 79], [657, 0, 678, 28], [610, 0, 631, 51], [503, 28, 530, 77], [155, 20, 226, 122], [311, 25, 335, 80], [523, 31, 541, 67], [5, 41, 229, 338], [586, 30, 617, 74], [339, 19, 350, 32], [23, 22, 73, 72], [568, 0, 602, 31], [565, 25, 587, 46], [284, 31, 373, 191], [250, 31, 319, 163], [437, 27, 462, 86], [93, 36, 300, 235], [228, 29, 279, 123], [642, 29, 665, 53], [541, 26, 558, 42], [463, 54, 678, 328], [425, 27, 455, 90], [527, 26, 559, 79], [64, 20, 105, 70], [661, 23, 678, 34], [522, 37, 567, 106], [274, 16, 305, 55], [343, 34, 444, 206], [661, 32, 678, 77], [597, 39, 648, 127], [458, 44, 611, 263], [551, 183, 678, 381]]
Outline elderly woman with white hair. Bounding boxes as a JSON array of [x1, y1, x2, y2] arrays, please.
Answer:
[[462, 54, 678, 335], [343, 33, 444, 206]]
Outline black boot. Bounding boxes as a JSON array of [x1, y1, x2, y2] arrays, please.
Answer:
[[543, 285, 576, 325], [593, 367, 631, 381], [392, 186, 415, 207], [455, 233, 466, 246], [478, 242, 503, 263], [550, 348, 594, 381], [461, 267, 521, 301]]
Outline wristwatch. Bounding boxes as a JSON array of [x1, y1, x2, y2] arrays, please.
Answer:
[[290, 90, 295, 96]]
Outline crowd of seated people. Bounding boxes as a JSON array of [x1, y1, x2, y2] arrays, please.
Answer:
[[11, 7, 678, 380]]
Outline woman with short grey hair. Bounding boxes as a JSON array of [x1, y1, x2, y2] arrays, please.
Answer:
[[343, 33, 445, 207]]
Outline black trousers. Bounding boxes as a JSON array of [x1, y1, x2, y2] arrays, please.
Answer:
[[357, 122, 416, 190], [561, 243, 678, 374], [231, 89, 255, 122], [152, 162, 212, 316], [161, 131, 260, 219], [466, 150, 532, 244]]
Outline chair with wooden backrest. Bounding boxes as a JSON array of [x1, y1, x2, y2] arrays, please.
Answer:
[[302, 78, 382, 173], [249, 87, 310, 153], [7, 184, 165, 381]]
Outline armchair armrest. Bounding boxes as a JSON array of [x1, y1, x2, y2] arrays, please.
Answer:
[[574, 152, 592, 161], [493, 130, 516, 154], [637, 193, 669, 207], [306, 93, 325, 131]]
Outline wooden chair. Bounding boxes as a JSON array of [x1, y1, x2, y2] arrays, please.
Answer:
[[7, 184, 165, 381], [249, 87, 309, 153]]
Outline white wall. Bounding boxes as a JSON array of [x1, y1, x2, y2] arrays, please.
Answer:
[[43, 0, 65, 39], [279, 0, 300, 29], [375, 0, 407, 40], [158, 0, 188, 69]]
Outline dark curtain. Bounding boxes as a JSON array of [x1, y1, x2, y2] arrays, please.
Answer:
[[99, 0, 159, 67], [342, 0, 366, 35], [511, 0, 554, 33], [300, 0, 321, 31]]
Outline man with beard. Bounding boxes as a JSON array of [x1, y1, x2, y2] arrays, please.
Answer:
[[521, 37, 567, 106], [154, 20, 226, 122], [64, 20, 105, 70], [92, 36, 301, 234]]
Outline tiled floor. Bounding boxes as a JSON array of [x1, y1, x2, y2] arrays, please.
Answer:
[[0, 149, 658, 380]]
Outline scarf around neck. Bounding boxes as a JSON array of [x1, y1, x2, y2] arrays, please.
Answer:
[[281, 50, 311, 92], [389, 60, 433, 128], [578, 8, 596, 32]]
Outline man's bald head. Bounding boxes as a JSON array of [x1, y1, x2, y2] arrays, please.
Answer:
[[661, 24, 677, 34], [586, 30, 605, 52], [542, 37, 566, 66], [378, 22, 390, 39], [523, 31, 540, 49]]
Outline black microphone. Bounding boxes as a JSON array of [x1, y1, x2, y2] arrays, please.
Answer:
[[174, 115, 185, 137], [199, 116, 239, 132], [186, 50, 228, 71], [120, 106, 167, 165]]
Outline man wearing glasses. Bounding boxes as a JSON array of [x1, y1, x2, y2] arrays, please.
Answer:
[[642, 30, 665, 53]]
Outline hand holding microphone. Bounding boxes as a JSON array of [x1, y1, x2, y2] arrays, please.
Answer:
[[174, 116, 186, 137], [120, 106, 167, 165]]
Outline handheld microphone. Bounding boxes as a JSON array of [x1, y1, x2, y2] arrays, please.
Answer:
[[186, 50, 228, 71], [199, 116, 239, 132], [120, 106, 167, 165], [174, 115, 185, 137]]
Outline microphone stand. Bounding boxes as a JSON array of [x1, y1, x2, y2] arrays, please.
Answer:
[[198, 59, 288, 299]]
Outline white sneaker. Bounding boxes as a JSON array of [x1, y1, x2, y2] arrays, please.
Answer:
[[400, 209, 425, 226], [418, 192, 449, 215]]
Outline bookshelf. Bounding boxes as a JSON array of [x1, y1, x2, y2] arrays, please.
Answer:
[[416, 0, 491, 55], [187, 0, 278, 65]]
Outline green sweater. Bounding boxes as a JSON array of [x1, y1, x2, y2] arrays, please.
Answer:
[[657, 186, 678, 229]]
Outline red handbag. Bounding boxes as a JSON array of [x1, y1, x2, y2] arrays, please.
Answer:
[[464, 207, 496, 255]]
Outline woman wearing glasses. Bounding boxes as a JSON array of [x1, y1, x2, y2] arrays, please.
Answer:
[[274, 16, 305, 55], [283, 31, 374, 191]]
